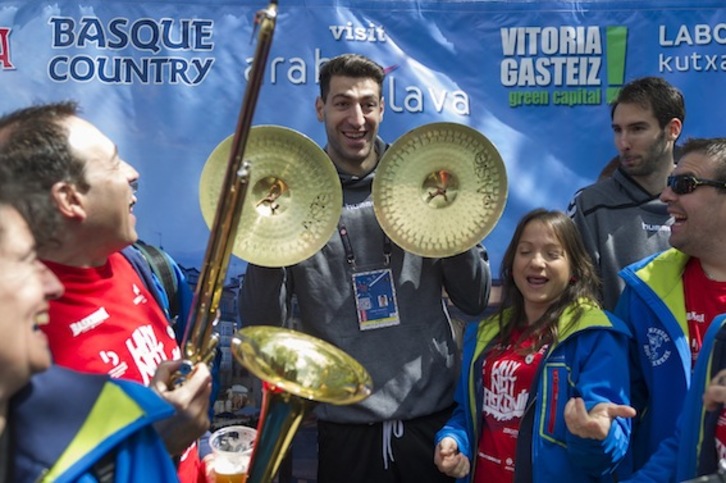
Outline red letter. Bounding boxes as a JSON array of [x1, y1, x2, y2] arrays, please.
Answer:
[[0, 28, 14, 69]]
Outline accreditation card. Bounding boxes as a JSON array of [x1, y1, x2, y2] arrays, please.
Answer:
[[352, 268, 400, 331]]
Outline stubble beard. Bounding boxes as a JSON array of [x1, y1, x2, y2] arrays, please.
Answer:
[[621, 130, 670, 178]]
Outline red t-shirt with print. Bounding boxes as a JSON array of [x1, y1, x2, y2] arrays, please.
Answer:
[[43, 252, 203, 483], [683, 258, 726, 470], [474, 330, 546, 483], [683, 258, 726, 366]]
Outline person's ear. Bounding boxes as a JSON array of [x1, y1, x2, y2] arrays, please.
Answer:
[[50, 181, 86, 221], [667, 117, 682, 142], [315, 96, 325, 122]]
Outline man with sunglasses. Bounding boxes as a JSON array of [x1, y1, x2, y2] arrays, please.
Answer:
[[615, 138, 726, 481], [568, 77, 685, 310]]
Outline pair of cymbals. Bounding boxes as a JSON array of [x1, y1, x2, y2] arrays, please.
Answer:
[[199, 122, 508, 265]]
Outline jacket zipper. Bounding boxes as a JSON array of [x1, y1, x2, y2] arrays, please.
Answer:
[[548, 369, 559, 434]]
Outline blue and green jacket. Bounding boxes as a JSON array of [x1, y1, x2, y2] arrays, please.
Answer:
[[10, 365, 179, 482], [677, 313, 726, 481], [614, 248, 691, 482], [435, 301, 632, 483]]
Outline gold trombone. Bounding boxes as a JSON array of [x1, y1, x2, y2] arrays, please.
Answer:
[[184, 2, 373, 482], [178, 0, 278, 375]]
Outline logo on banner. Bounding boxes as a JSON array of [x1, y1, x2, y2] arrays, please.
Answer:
[[500, 25, 628, 108], [0, 27, 14, 70], [329, 22, 386, 42], [47, 17, 215, 85], [244, 20, 470, 116], [253, 45, 471, 116], [658, 24, 726, 74]]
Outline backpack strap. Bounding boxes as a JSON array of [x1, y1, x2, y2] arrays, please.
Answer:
[[132, 240, 180, 320], [90, 449, 116, 483]]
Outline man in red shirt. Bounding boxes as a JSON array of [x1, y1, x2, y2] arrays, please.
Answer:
[[614, 137, 726, 482], [0, 101, 212, 482]]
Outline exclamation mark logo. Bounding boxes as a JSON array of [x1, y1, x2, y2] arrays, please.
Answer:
[[606, 26, 627, 103]]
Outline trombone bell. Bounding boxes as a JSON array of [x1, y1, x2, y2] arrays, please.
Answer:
[[231, 326, 372, 483]]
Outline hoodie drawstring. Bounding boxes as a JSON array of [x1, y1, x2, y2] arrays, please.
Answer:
[[382, 419, 404, 470]]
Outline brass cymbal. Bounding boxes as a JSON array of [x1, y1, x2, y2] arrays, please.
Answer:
[[199, 125, 342, 267], [372, 122, 508, 258]]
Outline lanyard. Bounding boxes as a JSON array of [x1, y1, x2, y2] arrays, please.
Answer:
[[338, 223, 391, 269]]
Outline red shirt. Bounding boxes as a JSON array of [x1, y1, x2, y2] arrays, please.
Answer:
[[716, 412, 726, 462], [43, 253, 181, 384], [44, 253, 203, 482], [474, 331, 546, 483], [683, 258, 726, 467], [683, 258, 726, 366]]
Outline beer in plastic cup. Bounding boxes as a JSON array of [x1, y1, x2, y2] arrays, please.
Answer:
[[209, 425, 256, 483]]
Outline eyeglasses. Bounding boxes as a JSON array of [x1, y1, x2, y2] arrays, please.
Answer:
[[666, 174, 726, 195]]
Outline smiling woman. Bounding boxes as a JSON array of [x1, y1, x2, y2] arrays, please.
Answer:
[[434, 209, 635, 483], [0, 198, 63, 407]]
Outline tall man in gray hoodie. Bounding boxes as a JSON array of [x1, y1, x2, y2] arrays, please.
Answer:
[[239, 53, 491, 483]]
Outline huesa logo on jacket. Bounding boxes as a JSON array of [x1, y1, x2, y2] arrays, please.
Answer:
[[643, 327, 672, 367]]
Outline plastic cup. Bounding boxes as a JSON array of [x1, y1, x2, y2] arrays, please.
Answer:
[[209, 425, 256, 483]]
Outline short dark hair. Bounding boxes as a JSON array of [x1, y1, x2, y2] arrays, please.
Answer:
[[610, 77, 685, 131], [0, 163, 52, 244], [0, 101, 86, 248], [679, 137, 726, 182], [318, 53, 385, 101]]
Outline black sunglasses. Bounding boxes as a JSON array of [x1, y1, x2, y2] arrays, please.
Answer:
[[666, 174, 726, 195]]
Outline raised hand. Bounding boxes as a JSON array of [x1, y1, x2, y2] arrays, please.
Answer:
[[564, 397, 636, 440]]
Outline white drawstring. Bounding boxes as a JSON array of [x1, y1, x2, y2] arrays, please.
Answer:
[[382, 420, 405, 470]]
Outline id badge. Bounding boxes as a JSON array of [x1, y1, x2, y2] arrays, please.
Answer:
[[352, 268, 400, 331]]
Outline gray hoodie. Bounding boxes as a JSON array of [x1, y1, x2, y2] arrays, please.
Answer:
[[568, 167, 671, 310], [239, 138, 491, 423]]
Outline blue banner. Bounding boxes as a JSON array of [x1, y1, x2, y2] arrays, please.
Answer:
[[2, 0, 725, 277]]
